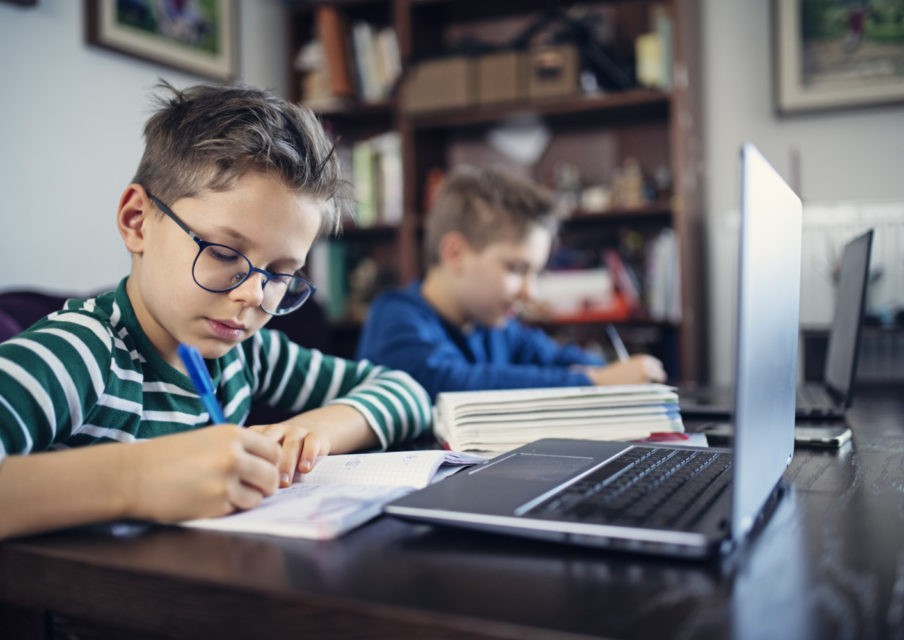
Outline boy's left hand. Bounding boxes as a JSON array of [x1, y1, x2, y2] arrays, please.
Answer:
[[247, 422, 331, 487]]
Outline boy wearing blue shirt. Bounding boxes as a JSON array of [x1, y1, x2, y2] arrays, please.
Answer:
[[357, 166, 665, 400], [0, 82, 430, 540]]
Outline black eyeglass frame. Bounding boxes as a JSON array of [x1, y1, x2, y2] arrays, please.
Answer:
[[146, 192, 316, 316]]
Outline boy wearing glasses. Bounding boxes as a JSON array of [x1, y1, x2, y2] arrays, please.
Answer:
[[0, 82, 430, 540], [357, 166, 666, 401]]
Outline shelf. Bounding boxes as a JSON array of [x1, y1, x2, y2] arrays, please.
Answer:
[[405, 89, 671, 130], [313, 101, 395, 124], [287, 0, 705, 381], [409, 0, 645, 20], [337, 222, 400, 239], [561, 204, 673, 226]]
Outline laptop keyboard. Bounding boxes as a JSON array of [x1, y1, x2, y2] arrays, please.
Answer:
[[527, 447, 732, 530], [796, 384, 834, 410]]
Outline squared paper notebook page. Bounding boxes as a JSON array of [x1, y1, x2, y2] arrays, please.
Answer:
[[182, 450, 484, 540]]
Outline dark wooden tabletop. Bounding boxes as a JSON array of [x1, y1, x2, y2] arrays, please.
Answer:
[[2, 388, 903, 640]]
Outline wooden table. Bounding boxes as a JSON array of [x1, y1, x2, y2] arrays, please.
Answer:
[[2, 389, 903, 639]]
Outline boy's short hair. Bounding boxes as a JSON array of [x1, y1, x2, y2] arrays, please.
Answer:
[[423, 166, 559, 266], [132, 80, 346, 235]]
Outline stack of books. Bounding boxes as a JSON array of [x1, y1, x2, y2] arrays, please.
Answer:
[[434, 384, 683, 454]]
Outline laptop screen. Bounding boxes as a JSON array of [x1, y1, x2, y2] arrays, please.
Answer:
[[823, 230, 873, 402], [731, 144, 802, 539]]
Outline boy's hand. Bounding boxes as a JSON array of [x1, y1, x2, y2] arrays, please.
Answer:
[[582, 355, 667, 385], [127, 425, 280, 522], [248, 421, 331, 487]]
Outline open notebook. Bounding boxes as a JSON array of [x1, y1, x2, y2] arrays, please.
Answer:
[[385, 143, 802, 559]]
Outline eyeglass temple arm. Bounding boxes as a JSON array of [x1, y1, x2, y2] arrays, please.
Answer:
[[147, 193, 201, 242]]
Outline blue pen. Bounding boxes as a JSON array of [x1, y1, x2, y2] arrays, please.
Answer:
[[177, 343, 227, 425]]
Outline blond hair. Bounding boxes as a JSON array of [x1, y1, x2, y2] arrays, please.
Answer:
[[423, 166, 559, 266]]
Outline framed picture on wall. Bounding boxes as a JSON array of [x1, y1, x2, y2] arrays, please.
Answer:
[[774, 0, 904, 114], [84, 0, 238, 81]]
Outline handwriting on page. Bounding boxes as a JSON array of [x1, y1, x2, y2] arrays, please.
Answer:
[[297, 451, 452, 489]]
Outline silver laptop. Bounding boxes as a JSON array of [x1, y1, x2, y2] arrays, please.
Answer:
[[680, 229, 873, 422], [385, 144, 802, 559]]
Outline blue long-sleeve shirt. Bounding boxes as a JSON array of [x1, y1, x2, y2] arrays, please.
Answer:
[[356, 282, 605, 400]]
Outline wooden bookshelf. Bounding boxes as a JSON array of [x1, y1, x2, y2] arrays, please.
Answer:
[[285, 0, 706, 382]]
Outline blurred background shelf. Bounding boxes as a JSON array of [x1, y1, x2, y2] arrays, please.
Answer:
[[285, 0, 705, 382]]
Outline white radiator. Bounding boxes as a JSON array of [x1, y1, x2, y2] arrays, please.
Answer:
[[800, 201, 903, 384], [799, 201, 903, 326], [711, 200, 904, 384]]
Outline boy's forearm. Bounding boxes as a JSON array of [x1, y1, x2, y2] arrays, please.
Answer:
[[0, 445, 131, 541]]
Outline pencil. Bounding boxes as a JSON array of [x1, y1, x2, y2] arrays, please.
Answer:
[[606, 324, 630, 363]]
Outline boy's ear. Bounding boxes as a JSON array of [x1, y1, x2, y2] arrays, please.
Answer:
[[437, 231, 473, 271], [117, 184, 152, 254]]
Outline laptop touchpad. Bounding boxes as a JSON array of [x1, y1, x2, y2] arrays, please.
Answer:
[[473, 452, 596, 482]]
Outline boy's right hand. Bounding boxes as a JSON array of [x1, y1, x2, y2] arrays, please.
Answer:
[[124, 425, 281, 523]]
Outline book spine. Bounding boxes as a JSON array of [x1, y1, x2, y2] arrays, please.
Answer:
[[352, 139, 377, 227], [316, 5, 356, 99]]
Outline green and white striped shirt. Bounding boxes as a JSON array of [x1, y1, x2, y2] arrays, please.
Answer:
[[0, 279, 431, 458]]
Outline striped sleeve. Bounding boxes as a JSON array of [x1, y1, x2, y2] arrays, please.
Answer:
[[247, 330, 432, 449], [0, 312, 114, 457]]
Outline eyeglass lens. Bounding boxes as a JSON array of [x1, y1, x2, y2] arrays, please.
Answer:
[[192, 244, 312, 314]]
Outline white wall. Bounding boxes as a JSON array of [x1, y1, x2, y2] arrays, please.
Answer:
[[702, 0, 904, 384], [0, 0, 287, 293]]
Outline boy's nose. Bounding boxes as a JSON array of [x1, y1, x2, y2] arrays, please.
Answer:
[[516, 274, 537, 301], [229, 272, 267, 308]]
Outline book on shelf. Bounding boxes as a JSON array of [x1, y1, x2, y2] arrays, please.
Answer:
[[603, 249, 643, 315], [183, 449, 485, 539], [375, 26, 402, 93], [652, 3, 673, 90], [351, 21, 380, 102], [434, 384, 684, 455], [371, 131, 403, 225], [295, 9, 400, 108], [308, 239, 348, 320], [316, 5, 356, 100], [352, 138, 377, 226], [294, 39, 345, 111], [645, 228, 681, 322], [350, 21, 401, 103], [634, 4, 673, 90], [350, 132, 403, 227]]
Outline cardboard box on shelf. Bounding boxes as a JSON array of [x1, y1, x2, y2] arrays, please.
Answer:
[[477, 50, 525, 105], [527, 44, 580, 100], [402, 57, 475, 113]]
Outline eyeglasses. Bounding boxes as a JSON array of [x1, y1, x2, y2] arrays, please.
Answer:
[[147, 192, 316, 316]]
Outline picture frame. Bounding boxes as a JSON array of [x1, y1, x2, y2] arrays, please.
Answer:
[[84, 0, 238, 81], [774, 0, 904, 114]]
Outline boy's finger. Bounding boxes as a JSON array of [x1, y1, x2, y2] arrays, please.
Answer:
[[235, 448, 279, 497], [228, 478, 269, 512], [240, 428, 281, 464], [277, 434, 305, 487], [297, 435, 326, 474]]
